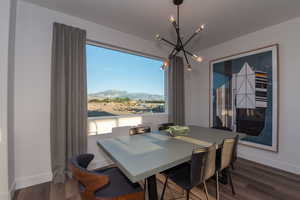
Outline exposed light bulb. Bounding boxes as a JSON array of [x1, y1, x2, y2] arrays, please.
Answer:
[[196, 56, 203, 62], [195, 24, 206, 33], [200, 24, 206, 30], [155, 34, 161, 41], [169, 15, 176, 23], [186, 64, 192, 71], [161, 60, 169, 71], [193, 54, 203, 63], [163, 60, 169, 67]]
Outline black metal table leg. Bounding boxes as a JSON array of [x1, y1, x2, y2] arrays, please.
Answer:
[[147, 175, 158, 200], [219, 169, 229, 185]]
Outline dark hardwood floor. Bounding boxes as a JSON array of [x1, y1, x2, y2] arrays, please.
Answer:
[[14, 158, 300, 200]]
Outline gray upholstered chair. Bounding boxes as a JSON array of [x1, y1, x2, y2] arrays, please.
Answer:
[[216, 136, 239, 200], [129, 126, 151, 135], [231, 135, 240, 170], [158, 123, 175, 131], [69, 154, 144, 200], [160, 144, 217, 200]]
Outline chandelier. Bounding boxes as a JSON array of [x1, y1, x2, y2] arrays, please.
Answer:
[[155, 0, 205, 71]]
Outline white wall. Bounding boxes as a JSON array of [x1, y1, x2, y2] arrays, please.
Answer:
[[1, 0, 18, 199], [8, 0, 18, 197], [186, 16, 300, 175], [0, 0, 17, 199], [14, 0, 168, 189], [0, 0, 11, 198]]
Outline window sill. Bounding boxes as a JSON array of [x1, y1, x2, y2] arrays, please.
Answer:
[[88, 112, 168, 120], [88, 113, 168, 136]]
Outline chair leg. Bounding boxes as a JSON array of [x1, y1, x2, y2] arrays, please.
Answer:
[[144, 179, 147, 199], [215, 172, 220, 200], [203, 181, 209, 200], [160, 176, 168, 200], [186, 189, 190, 200], [228, 168, 236, 195]]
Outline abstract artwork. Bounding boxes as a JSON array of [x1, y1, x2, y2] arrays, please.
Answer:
[[210, 44, 278, 151]]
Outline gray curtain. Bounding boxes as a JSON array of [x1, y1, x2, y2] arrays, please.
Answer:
[[168, 56, 185, 125], [50, 23, 87, 183]]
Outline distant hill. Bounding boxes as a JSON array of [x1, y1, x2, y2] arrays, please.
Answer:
[[88, 90, 164, 101]]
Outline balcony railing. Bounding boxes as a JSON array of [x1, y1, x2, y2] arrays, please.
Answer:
[[88, 116, 143, 135]]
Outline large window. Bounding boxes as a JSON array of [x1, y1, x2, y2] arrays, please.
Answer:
[[87, 44, 166, 118]]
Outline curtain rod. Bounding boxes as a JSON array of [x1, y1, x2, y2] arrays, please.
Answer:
[[86, 39, 166, 61]]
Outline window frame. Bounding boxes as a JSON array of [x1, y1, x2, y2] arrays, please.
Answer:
[[86, 39, 169, 120]]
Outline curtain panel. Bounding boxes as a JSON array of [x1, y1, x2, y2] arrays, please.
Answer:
[[51, 23, 87, 183], [168, 56, 185, 125]]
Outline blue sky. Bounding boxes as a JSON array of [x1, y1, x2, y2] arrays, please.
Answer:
[[86, 44, 164, 95]]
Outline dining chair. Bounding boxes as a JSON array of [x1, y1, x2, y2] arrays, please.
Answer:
[[69, 153, 144, 200], [231, 135, 239, 170], [129, 126, 151, 135], [158, 123, 175, 131], [160, 144, 217, 200], [216, 136, 239, 199], [111, 126, 132, 138]]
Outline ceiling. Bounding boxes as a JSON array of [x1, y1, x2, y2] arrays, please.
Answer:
[[23, 0, 300, 51]]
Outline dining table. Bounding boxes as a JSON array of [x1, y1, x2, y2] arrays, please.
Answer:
[[97, 125, 246, 200]]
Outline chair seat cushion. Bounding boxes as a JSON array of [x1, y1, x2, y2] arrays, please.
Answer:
[[93, 167, 142, 198], [164, 162, 192, 190]]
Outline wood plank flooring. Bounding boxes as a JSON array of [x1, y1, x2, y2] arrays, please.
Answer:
[[14, 158, 300, 200]]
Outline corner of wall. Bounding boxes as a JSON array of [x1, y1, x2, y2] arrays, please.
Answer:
[[0, 181, 15, 200], [9, 181, 16, 199]]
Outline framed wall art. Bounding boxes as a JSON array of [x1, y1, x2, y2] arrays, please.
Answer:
[[209, 44, 279, 152]]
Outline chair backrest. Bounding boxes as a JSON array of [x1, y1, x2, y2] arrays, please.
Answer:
[[232, 135, 239, 163], [190, 144, 217, 186], [220, 136, 238, 171], [203, 144, 217, 180], [73, 153, 94, 169], [112, 126, 132, 138], [190, 148, 208, 187], [158, 123, 175, 131], [129, 126, 151, 135], [69, 154, 109, 200]]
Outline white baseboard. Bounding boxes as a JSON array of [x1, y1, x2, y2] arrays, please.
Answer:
[[238, 152, 300, 175], [0, 181, 16, 200], [15, 172, 52, 190], [14, 160, 112, 190]]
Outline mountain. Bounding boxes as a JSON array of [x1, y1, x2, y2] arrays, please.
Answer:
[[88, 90, 164, 101]]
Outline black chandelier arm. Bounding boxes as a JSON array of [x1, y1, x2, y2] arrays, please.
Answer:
[[171, 21, 178, 32], [182, 48, 190, 65], [169, 47, 190, 65], [161, 38, 177, 47], [168, 47, 177, 59], [177, 5, 180, 28], [172, 49, 180, 57], [175, 27, 190, 64], [183, 32, 198, 48], [169, 21, 192, 65], [173, 21, 183, 46], [184, 50, 195, 57]]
